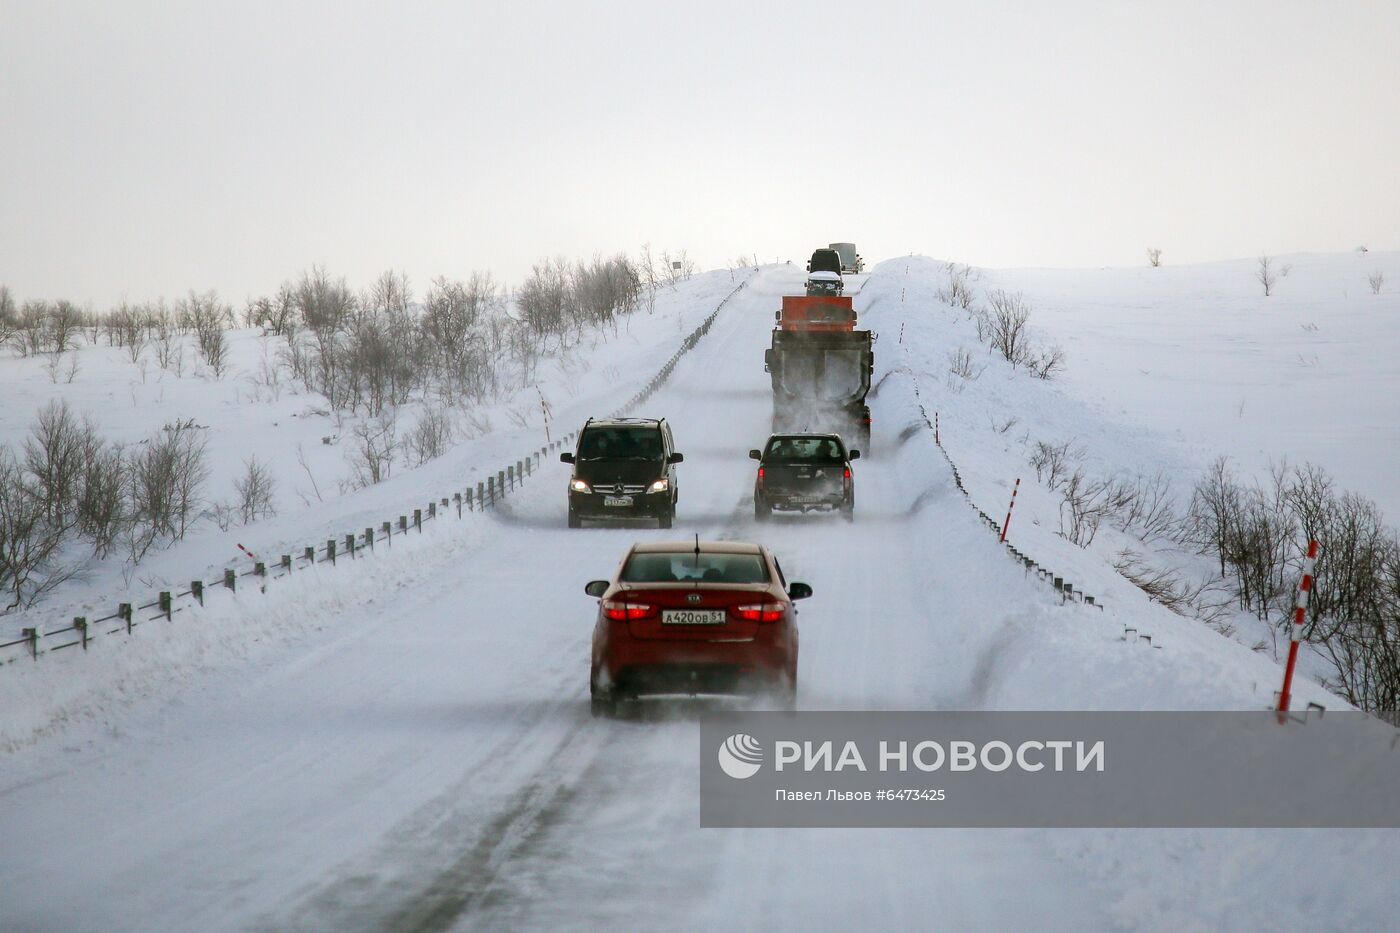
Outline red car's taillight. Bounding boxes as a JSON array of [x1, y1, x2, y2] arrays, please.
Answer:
[[733, 602, 785, 622], [602, 600, 655, 621], [843, 467, 852, 479]]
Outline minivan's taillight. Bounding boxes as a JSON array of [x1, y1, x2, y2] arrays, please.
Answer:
[[733, 602, 785, 623], [602, 599, 655, 621]]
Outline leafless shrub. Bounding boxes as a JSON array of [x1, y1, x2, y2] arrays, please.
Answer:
[[1029, 439, 1075, 491], [127, 419, 209, 559], [662, 249, 694, 286], [0, 450, 75, 610], [23, 401, 91, 527], [345, 412, 399, 488], [1115, 471, 1179, 543], [151, 304, 183, 372], [947, 347, 984, 382], [0, 285, 16, 349], [518, 258, 572, 337], [76, 441, 127, 558], [1147, 248, 1162, 268], [936, 263, 978, 310], [984, 289, 1032, 365], [1257, 255, 1277, 297], [178, 290, 233, 378], [234, 456, 277, 524], [1026, 344, 1065, 380], [1059, 470, 1118, 547], [404, 406, 454, 467], [293, 266, 357, 402], [1369, 270, 1385, 295]]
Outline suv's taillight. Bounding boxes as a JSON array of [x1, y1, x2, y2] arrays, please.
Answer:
[[602, 599, 655, 621], [733, 602, 785, 622]]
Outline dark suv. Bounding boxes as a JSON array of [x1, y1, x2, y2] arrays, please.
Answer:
[[561, 418, 683, 528], [751, 433, 858, 522]]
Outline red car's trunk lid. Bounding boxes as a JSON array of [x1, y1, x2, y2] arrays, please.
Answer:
[[616, 585, 772, 641]]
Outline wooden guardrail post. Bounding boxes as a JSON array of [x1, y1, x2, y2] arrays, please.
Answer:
[[119, 603, 132, 634], [192, 580, 204, 605], [225, 568, 237, 591], [327, 539, 337, 564], [345, 534, 356, 559], [22, 628, 38, 660], [399, 515, 408, 533], [160, 591, 173, 620], [75, 617, 88, 650], [454, 492, 462, 517]]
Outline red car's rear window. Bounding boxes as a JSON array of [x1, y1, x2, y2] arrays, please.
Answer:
[[621, 552, 770, 584]]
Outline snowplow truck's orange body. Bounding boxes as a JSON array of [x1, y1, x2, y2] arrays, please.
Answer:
[[777, 295, 857, 332]]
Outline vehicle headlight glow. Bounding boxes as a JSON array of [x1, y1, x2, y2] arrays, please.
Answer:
[[648, 478, 669, 493], [570, 479, 592, 493]]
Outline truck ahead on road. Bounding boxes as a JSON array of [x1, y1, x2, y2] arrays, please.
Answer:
[[764, 295, 873, 452], [828, 242, 863, 274]]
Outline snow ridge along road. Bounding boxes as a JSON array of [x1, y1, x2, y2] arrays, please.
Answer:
[[1, 262, 1396, 932]]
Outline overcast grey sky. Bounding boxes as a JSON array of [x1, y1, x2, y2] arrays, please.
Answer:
[[3, 0, 1398, 306]]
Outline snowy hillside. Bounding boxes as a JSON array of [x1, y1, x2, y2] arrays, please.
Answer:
[[1, 259, 1397, 931]]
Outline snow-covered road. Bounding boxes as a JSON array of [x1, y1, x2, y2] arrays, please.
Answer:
[[2, 264, 1395, 932]]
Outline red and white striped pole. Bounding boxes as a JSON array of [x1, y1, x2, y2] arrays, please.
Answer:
[[999, 478, 1020, 543], [237, 543, 261, 564], [1276, 538, 1319, 719]]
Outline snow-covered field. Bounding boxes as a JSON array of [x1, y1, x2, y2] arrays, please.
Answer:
[[1, 258, 1397, 931]]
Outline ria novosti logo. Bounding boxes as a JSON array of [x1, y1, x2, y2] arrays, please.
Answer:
[[717, 733, 763, 779]]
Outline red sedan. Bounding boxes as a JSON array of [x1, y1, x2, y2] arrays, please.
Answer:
[[586, 540, 812, 716]]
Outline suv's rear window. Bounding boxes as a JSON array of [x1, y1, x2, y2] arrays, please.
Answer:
[[577, 426, 663, 461], [621, 552, 770, 584], [763, 436, 846, 464]]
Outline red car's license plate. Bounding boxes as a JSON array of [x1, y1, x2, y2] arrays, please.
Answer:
[[661, 609, 725, 625]]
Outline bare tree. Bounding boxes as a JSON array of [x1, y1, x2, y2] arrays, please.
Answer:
[[233, 456, 277, 524], [23, 400, 90, 527], [127, 419, 209, 558], [179, 290, 233, 378], [0, 449, 75, 610], [345, 413, 399, 488], [984, 289, 1032, 365], [0, 285, 17, 350], [1147, 248, 1162, 268], [77, 441, 127, 558], [1369, 270, 1385, 295], [936, 263, 978, 310], [404, 406, 455, 466], [1257, 255, 1277, 297]]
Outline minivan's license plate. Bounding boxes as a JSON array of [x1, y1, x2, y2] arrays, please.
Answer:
[[603, 496, 633, 507], [662, 609, 725, 625]]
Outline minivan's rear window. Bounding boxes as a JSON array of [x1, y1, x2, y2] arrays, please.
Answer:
[[578, 427, 663, 461], [621, 552, 770, 584]]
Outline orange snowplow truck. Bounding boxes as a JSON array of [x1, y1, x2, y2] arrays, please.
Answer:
[[775, 295, 857, 332], [765, 296, 874, 452]]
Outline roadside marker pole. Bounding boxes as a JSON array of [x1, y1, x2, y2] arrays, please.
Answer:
[[237, 543, 260, 563], [1277, 539, 1319, 720], [999, 478, 1020, 544], [935, 412, 939, 446]]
